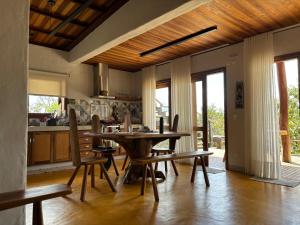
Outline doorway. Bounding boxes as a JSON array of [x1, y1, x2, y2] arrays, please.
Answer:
[[274, 55, 300, 178], [191, 68, 227, 170]]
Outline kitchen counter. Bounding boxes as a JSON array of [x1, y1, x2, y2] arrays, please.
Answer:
[[28, 125, 91, 132]]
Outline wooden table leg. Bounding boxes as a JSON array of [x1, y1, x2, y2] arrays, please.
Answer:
[[32, 201, 43, 225]]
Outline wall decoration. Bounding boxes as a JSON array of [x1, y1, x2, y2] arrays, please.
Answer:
[[235, 80, 244, 109]]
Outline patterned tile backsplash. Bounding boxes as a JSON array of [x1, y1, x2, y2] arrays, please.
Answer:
[[67, 98, 142, 124]]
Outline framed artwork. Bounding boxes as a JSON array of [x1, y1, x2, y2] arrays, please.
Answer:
[[235, 81, 244, 109]]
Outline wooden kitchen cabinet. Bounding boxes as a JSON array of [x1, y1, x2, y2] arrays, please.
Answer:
[[31, 132, 51, 164], [27, 129, 108, 166], [54, 131, 70, 162]]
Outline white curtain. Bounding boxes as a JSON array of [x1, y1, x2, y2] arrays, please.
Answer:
[[171, 56, 194, 163], [244, 32, 281, 179], [142, 66, 156, 130]]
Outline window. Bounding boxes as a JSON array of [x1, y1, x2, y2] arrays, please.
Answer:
[[28, 69, 68, 97], [28, 95, 61, 113], [155, 79, 171, 148], [155, 79, 171, 130], [28, 70, 68, 115]]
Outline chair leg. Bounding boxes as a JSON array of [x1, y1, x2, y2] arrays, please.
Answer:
[[88, 152, 99, 175], [122, 154, 128, 170], [80, 165, 88, 202], [164, 152, 168, 173], [154, 152, 159, 171], [100, 163, 117, 192], [99, 164, 104, 179], [200, 156, 210, 187], [191, 157, 198, 183], [170, 160, 179, 176], [32, 201, 43, 225], [141, 164, 148, 195], [67, 166, 80, 186], [148, 163, 159, 202], [111, 155, 119, 176], [91, 164, 95, 188]]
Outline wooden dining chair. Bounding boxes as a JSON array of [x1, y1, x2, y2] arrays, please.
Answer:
[[151, 114, 179, 175], [67, 109, 116, 202], [91, 115, 119, 177]]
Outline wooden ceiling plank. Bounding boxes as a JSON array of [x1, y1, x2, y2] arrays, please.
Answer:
[[49, 0, 94, 36], [65, 0, 129, 51], [30, 5, 89, 27], [71, 0, 106, 12], [228, 0, 277, 30]]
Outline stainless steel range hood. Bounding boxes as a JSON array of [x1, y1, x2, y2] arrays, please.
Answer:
[[92, 63, 115, 99]]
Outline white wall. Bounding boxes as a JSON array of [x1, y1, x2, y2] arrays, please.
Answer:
[[29, 45, 141, 100], [109, 69, 141, 97], [155, 43, 245, 171], [0, 0, 29, 224], [274, 26, 300, 56], [29, 44, 93, 100]]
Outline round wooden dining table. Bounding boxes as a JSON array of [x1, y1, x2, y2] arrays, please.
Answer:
[[83, 131, 190, 184]]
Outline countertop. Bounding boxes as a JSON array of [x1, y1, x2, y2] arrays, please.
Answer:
[[28, 125, 91, 132]]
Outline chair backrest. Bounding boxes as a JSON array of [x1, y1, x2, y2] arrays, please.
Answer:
[[91, 114, 103, 147], [69, 109, 81, 166], [169, 114, 179, 150]]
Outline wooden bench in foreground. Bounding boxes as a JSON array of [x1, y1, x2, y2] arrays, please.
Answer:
[[132, 150, 213, 202], [0, 184, 72, 225]]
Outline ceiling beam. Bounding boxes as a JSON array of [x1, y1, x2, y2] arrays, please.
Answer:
[[30, 26, 75, 40], [49, 0, 94, 36], [65, 0, 129, 51], [69, 0, 211, 63], [71, 0, 106, 12], [30, 6, 89, 27]]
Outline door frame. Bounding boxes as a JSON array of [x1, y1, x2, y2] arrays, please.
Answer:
[[191, 67, 228, 169]]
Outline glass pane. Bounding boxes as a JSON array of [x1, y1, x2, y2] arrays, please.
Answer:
[[195, 81, 203, 127], [284, 59, 300, 155], [155, 87, 170, 148], [28, 95, 60, 113], [207, 72, 225, 148], [155, 87, 170, 129]]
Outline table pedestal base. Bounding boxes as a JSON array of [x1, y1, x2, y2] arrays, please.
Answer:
[[123, 164, 166, 184]]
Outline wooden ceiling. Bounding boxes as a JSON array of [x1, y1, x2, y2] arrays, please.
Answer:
[[84, 0, 300, 72], [29, 0, 128, 51]]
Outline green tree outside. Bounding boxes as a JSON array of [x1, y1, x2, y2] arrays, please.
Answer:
[[288, 87, 300, 154], [29, 96, 60, 113]]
